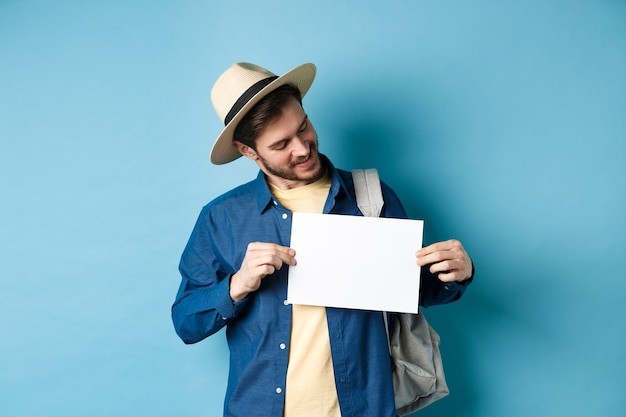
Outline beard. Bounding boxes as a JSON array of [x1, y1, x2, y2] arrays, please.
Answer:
[[257, 142, 324, 183]]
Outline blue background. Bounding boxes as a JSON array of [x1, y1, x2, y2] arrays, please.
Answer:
[[1, 1, 625, 416]]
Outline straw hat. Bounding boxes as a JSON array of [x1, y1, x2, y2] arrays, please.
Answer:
[[209, 62, 317, 164]]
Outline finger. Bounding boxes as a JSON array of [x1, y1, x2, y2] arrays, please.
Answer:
[[415, 239, 464, 256], [254, 250, 296, 272], [428, 259, 456, 275], [416, 251, 439, 267], [430, 262, 460, 282], [274, 245, 297, 265], [256, 264, 276, 277], [436, 269, 465, 282], [416, 239, 460, 257], [246, 242, 296, 266], [427, 257, 472, 282], [416, 240, 465, 266], [416, 249, 449, 267], [247, 241, 291, 254], [257, 248, 296, 268], [251, 242, 296, 258]]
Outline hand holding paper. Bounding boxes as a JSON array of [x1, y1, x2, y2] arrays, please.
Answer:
[[231, 242, 297, 302], [416, 239, 473, 283]]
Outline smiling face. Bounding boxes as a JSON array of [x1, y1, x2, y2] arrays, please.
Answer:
[[233, 97, 324, 190]]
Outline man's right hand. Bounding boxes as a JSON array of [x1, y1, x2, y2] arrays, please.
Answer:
[[230, 242, 297, 302]]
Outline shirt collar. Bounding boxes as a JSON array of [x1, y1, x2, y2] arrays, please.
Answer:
[[254, 154, 349, 214]]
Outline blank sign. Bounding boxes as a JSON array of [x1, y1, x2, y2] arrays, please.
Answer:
[[287, 212, 423, 313]]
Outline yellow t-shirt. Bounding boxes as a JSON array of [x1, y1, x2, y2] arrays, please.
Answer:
[[269, 172, 341, 417]]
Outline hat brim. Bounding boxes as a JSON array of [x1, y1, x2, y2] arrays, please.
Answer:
[[210, 63, 317, 165]]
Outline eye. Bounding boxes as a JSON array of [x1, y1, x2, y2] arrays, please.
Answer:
[[298, 119, 308, 134], [274, 140, 288, 150]]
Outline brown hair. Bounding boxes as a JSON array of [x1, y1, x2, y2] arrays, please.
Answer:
[[233, 84, 303, 149]]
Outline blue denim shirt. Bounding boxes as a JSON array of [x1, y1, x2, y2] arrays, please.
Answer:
[[172, 156, 470, 417]]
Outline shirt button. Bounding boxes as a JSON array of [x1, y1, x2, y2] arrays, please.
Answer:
[[282, 213, 288, 220], [273, 200, 278, 205], [283, 300, 289, 306], [276, 387, 282, 394], [280, 343, 286, 350]]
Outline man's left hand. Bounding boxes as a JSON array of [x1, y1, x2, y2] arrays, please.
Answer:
[[416, 239, 473, 283]]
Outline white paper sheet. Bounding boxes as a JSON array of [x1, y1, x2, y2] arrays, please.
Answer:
[[287, 212, 423, 313]]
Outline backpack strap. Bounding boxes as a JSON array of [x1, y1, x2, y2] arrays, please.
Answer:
[[352, 168, 384, 218]]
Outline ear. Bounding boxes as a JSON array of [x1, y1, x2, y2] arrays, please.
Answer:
[[233, 140, 258, 160]]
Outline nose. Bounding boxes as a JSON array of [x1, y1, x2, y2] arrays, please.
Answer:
[[291, 136, 309, 156]]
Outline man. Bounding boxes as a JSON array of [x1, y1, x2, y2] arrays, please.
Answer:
[[172, 62, 473, 417]]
